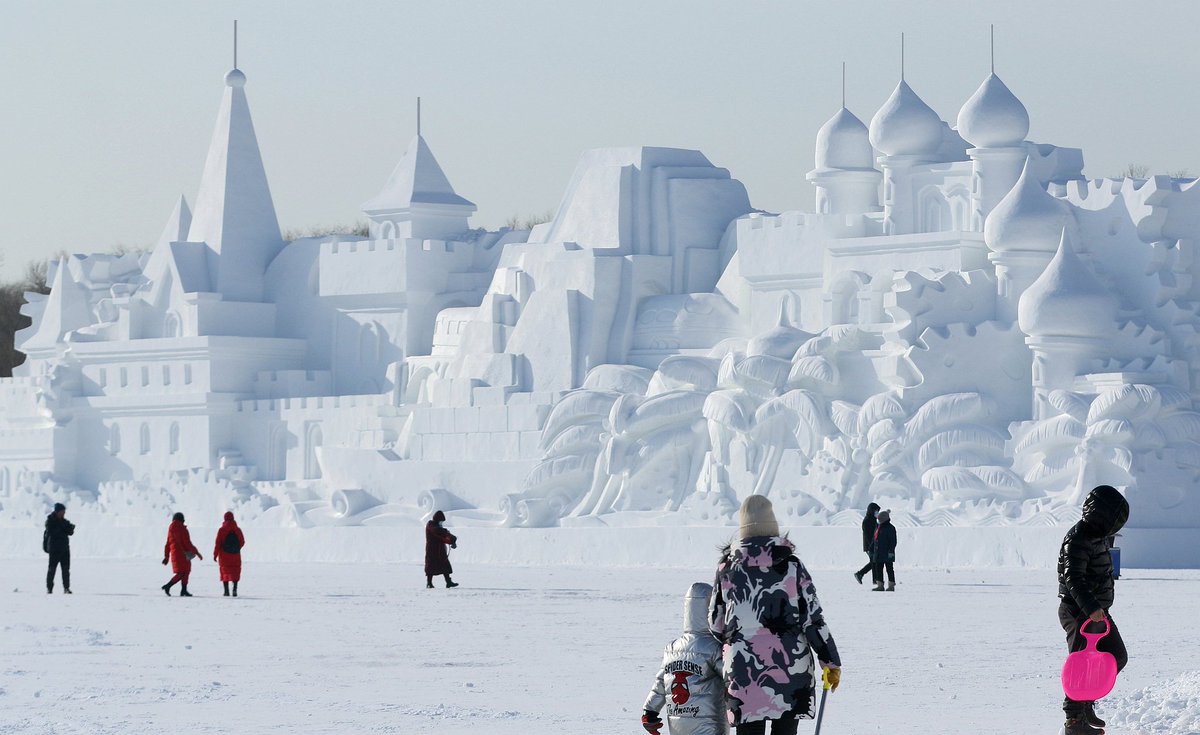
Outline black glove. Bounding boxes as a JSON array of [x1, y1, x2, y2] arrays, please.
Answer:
[[642, 710, 663, 735], [451, 542, 457, 550]]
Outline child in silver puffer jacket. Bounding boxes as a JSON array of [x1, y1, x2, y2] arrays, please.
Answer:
[[642, 582, 728, 735]]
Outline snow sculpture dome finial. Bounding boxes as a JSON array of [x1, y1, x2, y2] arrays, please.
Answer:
[[956, 73, 1029, 148], [225, 20, 245, 88], [1018, 228, 1118, 339], [984, 159, 1071, 254]]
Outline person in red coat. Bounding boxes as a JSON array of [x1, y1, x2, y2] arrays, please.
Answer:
[[213, 511, 246, 597], [425, 510, 458, 589], [161, 512, 202, 597]]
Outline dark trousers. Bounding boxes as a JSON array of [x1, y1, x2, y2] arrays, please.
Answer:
[[47, 550, 70, 590], [1059, 602, 1128, 715], [855, 552, 873, 579], [737, 714, 798, 735], [873, 560, 895, 585]]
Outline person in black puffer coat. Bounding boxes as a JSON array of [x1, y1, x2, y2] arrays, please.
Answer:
[[853, 503, 880, 585], [44, 502, 75, 594], [870, 509, 897, 592], [1058, 484, 1130, 735]]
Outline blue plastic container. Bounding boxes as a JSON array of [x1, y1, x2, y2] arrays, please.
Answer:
[[1110, 547, 1121, 579]]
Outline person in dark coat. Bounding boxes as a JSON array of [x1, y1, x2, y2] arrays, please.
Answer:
[[425, 510, 458, 589], [853, 502, 880, 585], [1058, 485, 1130, 735], [213, 511, 246, 597], [871, 509, 897, 592], [162, 512, 202, 597], [44, 502, 75, 594]]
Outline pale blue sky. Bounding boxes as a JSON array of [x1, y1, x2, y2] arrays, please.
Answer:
[[2, 1, 1198, 280]]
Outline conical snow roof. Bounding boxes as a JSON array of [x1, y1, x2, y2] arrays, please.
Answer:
[[186, 67, 283, 302], [155, 195, 192, 250], [814, 107, 875, 171], [984, 160, 1072, 254], [1018, 229, 1117, 339], [868, 81, 944, 158], [22, 257, 94, 350], [957, 73, 1029, 149], [746, 302, 814, 358], [362, 134, 476, 214]]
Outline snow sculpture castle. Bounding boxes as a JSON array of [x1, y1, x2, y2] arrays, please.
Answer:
[[3, 56, 1199, 563]]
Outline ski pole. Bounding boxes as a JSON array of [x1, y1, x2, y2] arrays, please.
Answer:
[[813, 672, 832, 735]]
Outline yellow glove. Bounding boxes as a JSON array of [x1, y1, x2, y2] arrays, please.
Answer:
[[823, 667, 841, 692]]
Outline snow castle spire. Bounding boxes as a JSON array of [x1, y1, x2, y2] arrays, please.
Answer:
[[361, 105, 477, 241], [185, 45, 284, 303]]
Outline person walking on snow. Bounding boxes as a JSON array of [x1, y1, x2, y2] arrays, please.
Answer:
[[853, 502, 880, 585], [642, 582, 728, 735], [162, 512, 202, 597], [709, 495, 841, 735], [871, 509, 897, 592], [1059, 484, 1130, 735], [424, 510, 458, 588], [44, 502, 75, 594], [213, 511, 246, 597]]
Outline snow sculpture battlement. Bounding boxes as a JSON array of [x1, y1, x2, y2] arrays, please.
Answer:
[[2, 57, 1200, 565]]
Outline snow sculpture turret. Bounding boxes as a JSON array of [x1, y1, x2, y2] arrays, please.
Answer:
[[361, 134, 477, 241], [870, 80, 944, 235], [21, 257, 93, 354], [985, 160, 1074, 323], [186, 67, 284, 303], [806, 107, 880, 215], [1018, 229, 1119, 419], [957, 73, 1030, 231]]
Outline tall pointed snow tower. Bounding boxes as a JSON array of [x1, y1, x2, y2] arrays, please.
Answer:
[[361, 134, 476, 241], [186, 67, 284, 303]]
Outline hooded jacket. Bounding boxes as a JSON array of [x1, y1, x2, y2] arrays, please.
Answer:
[[1058, 485, 1130, 615], [861, 503, 880, 553], [424, 511, 457, 577], [214, 512, 246, 583], [872, 516, 897, 564], [643, 583, 727, 735], [165, 519, 200, 575], [44, 514, 75, 554], [709, 537, 840, 726]]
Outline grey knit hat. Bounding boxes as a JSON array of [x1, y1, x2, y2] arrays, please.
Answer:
[[738, 495, 780, 539]]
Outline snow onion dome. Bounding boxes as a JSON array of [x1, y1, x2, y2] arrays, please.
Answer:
[[224, 68, 246, 88], [868, 81, 944, 158], [814, 107, 875, 171], [956, 73, 1029, 149], [1018, 228, 1118, 339], [984, 159, 1071, 254]]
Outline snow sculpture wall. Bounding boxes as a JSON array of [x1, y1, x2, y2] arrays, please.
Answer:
[[2, 61, 1199, 565]]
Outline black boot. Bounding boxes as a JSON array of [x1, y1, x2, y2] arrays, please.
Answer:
[[232, 582, 238, 598], [162, 583, 173, 596], [445, 575, 459, 589], [179, 584, 192, 597], [223, 582, 230, 597], [426, 576, 434, 589], [853, 571, 864, 584], [63, 588, 72, 594], [1083, 702, 1105, 729], [47, 586, 53, 594], [1065, 717, 1103, 735]]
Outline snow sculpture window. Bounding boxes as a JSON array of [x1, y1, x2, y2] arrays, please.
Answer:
[[0, 467, 8, 494], [381, 221, 396, 240], [164, 312, 181, 338], [304, 423, 323, 480], [98, 368, 107, 388], [120, 368, 128, 388], [109, 424, 121, 455], [139, 423, 151, 455], [141, 366, 150, 387], [184, 364, 192, 385], [163, 365, 171, 386], [169, 423, 180, 454]]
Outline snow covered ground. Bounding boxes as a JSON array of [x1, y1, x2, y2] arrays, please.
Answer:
[[0, 558, 1195, 734]]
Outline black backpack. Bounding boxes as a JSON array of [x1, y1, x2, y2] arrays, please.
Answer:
[[42, 529, 50, 554], [221, 531, 242, 555]]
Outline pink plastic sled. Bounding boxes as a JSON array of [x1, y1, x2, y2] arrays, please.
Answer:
[[1061, 617, 1119, 701]]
